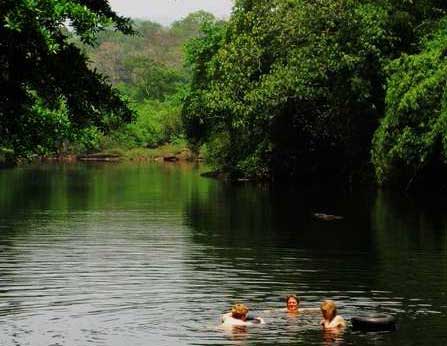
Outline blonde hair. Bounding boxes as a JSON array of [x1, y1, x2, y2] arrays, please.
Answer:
[[320, 300, 337, 319], [231, 304, 249, 319]]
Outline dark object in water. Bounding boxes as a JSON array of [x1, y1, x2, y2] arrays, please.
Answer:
[[313, 213, 344, 221], [163, 154, 179, 162], [245, 313, 262, 324], [245, 313, 257, 321], [78, 154, 121, 162], [351, 315, 397, 332], [201, 170, 228, 180], [201, 170, 221, 178]]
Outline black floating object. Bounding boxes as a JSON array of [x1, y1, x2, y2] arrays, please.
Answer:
[[351, 315, 397, 332]]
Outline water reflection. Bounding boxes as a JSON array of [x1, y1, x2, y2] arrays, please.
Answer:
[[0, 163, 446, 345], [184, 181, 447, 345]]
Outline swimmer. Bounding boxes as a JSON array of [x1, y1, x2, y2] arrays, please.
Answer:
[[284, 294, 320, 313], [286, 294, 299, 313], [320, 300, 346, 330], [221, 304, 265, 327]]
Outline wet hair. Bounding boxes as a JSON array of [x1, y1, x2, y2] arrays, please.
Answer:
[[231, 304, 249, 319], [286, 294, 300, 305], [320, 300, 337, 319]]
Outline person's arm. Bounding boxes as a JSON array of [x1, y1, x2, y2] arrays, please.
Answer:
[[221, 312, 231, 323], [260, 307, 287, 314], [246, 312, 266, 324], [254, 317, 265, 324], [320, 319, 326, 326]]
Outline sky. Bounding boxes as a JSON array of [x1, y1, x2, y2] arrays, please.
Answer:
[[108, 0, 234, 25]]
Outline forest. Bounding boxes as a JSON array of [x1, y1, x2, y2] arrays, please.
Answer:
[[2, 0, 447, 190]]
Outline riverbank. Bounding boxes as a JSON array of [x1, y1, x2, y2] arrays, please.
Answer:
[[0, 143, 201, 168], [39, 143, 199, 164], [0, 148, 16, 168]]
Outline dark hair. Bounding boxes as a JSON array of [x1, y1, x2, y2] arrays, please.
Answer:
[[286, 294, 300, 304]]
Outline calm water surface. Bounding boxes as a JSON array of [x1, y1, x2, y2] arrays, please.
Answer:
[[0, 162, 446, 346]]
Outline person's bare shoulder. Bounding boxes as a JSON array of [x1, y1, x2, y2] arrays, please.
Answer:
[[333, 315, 346, 328], [221, 316, 247, 327]]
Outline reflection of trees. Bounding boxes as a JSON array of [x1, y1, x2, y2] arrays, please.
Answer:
[[370, 192, 447, 346], [0, 164, 91, 217], [0, 162, 210, 320], [183, 183, 377, 295], [185, 183, 374, 251], [0, 162, 205, 219], [371, 191, 447, 305], [184, 184, 447, 337], [372, 191, 447, 253]]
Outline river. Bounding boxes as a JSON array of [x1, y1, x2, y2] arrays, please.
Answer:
[[0, 162, 446, 345]]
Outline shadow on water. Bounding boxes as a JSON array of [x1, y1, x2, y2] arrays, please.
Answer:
[[369, 190, 447, 342], [183, 180, 447, 345], [184, 182, 378, 287], [185, 182, 376, 250]]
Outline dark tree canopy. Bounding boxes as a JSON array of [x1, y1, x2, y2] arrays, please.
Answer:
[[182, 0, 447, 185], [0, 0, 133, 156], [372, 19, 447, 190]]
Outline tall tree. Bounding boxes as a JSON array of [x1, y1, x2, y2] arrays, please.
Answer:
[[0, 0, 133, 156], [372, 19, 447, 190], [183, 0, 447, 183], [184, 0, 391, 180]]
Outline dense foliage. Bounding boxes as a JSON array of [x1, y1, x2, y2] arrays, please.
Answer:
[[4, 0, 447, 190], [372, 20, 447, 190], [183, 0, 447, 186], [0, 0, 133, 157], [86, 12, 214, 149]]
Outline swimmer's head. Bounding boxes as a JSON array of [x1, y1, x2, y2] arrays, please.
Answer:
[[231, 304, 249, 320], [286, 294, 300, 312], [320, 300, 337, 320]]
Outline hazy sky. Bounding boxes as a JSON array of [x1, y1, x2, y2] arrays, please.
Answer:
[[108, 0, 234, 25]]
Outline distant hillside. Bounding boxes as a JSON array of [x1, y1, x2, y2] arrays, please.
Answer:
[[71, 11, 222, 151], [86, 11, 216, 90]]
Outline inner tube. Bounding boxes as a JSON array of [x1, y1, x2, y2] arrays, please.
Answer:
[[246, 313, 256, 321], [351, 315, 397, 332], [246, 313, 262, 324]]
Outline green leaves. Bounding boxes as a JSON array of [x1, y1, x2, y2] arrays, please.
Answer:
[[372, 19, 447, 188], [182, 0, 392, 180], [182, 0, 447, 185], [0, 0, 133, 157], [82, 15, 208, 151]]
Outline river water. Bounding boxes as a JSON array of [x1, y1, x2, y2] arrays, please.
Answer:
[[0, 162, 446, 346]]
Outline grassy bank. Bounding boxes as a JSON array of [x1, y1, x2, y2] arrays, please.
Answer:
[[84, 141, 198, 162]]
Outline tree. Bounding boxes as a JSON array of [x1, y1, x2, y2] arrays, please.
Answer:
[[372, 19, 447, 190], [122, 56, 187, 102], [0, 0, 133, 156], [183, 0, 391, 180], [83, 13, 216, 149], [182, 0, 447, 183]]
